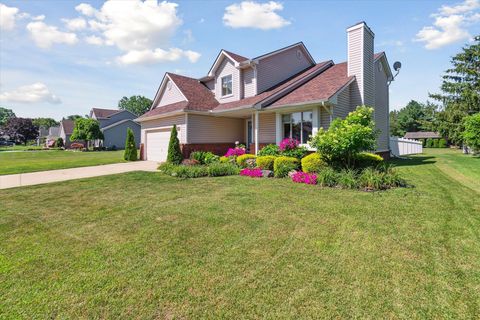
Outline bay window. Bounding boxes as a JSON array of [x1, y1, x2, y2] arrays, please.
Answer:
[[282, 111, 313, 144]]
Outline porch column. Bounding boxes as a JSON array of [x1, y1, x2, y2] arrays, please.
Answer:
[[275, 112, 282, 145], [254, 110, 259, 155], [312, 106, 319, 137]]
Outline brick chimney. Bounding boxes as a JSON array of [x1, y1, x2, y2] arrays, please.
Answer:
[[347, 21, 375, 108]]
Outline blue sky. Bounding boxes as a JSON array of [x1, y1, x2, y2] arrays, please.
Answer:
[[1, 0, 479, 120]]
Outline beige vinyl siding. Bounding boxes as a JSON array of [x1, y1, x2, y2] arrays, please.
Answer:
[[187, 114, 244, 144], [243, 67, 256, 98], [215, 58, 240, 103], [347, 28, 363, 108], [256, 46, 312, 93], [141, 114, 186, 144], [375, 59, 390, 151], [333, 84, 352, 119], [320, 106, 332, 129], [258, 113, 276, 144], [204, 79, 215, 95], [157, 78, 186, 107]]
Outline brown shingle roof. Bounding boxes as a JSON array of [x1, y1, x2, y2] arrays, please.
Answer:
[[61, 119, 74, 135], [223, 50, 248, 63], [137, 101, 189, 119], [167, 73, 218, 111], [91, 108, 118, 118], [268, 62, 353, 108]]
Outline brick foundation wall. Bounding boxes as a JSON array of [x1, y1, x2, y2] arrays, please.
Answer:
[[181, 143, 238, 158]]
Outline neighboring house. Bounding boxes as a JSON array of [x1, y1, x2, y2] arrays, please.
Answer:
[[89, 108, 140, 149], [59, 119, 75, 148], [137, 21, 393, 162], [37, 127, 49, 146], [46, 126, 60, 147], [404, 132, 441, 140]]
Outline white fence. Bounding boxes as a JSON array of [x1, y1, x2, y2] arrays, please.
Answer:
[[390, 137, 423, 157]]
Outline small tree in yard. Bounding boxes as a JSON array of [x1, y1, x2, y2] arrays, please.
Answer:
[[167, 124, 182, 164], [70, 118, 103, 150], [309, 106, 378, 167], [3, 117, 38, 145], [124, 128, 138, 161], [56, 137, 64, 148], [463, 113, 480, 154]]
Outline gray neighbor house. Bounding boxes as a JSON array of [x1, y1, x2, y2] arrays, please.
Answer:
[[90, 108, 141, 149]]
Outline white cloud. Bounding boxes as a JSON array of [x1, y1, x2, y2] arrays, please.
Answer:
[[0, 3, 19, 31], [117, 48, 200, 65], [62, 17, 87, 31], [415, 0, 480, 49], [0, 83, 61, 104], [223, 1, 291, 30], [84, 35, 104, 45], [26, 21, 78, 49], [32, 15, 45, 21], [74, 0, 200, 65]]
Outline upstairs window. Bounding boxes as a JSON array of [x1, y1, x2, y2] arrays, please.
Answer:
[[221, 75, 232, 96]]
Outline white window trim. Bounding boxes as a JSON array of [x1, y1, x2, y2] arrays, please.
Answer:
[[281, 110, 313, 144], [221, 74, 233, 97]]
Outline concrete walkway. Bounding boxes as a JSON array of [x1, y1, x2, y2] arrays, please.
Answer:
[[0, 161, 158, 189]]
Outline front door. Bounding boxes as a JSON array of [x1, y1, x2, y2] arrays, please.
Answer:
[[247, 120, 253, 149]]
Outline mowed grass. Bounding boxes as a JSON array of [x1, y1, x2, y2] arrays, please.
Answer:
[[0, 150, 126, 175], [0, 149, 479, 318]]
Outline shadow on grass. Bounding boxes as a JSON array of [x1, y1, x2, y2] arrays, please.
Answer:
[[388, 155, 436, 168]]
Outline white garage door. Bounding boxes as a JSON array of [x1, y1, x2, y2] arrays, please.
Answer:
[[146, 129, 172, 162]]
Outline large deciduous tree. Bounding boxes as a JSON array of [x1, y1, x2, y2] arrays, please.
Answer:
[[70, 118, 103, 150], [430, 36, 480, 145], [32, 118, 59, 129], [3, 118, 38, 145], [118, 95, 152, 116], [463, 113, 480, 154], [0, 107, 16, 127]]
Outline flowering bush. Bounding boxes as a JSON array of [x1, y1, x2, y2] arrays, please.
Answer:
[[279, 138, 299, 151], [291, 171, 317, 185], [239, 168, 263, 178], [224, 147, 245, 157]]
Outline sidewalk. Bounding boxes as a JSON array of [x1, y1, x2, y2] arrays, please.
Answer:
[[0, 161, 158, 189]]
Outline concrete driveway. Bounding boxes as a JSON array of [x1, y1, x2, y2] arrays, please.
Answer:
[[0, 161, 158, 189]]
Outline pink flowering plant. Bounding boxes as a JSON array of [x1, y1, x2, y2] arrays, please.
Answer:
[[240, 168, 263, 178], [279, 138, 300, 151], [224, 147, 246, 157], [291, 171, 317, 185]]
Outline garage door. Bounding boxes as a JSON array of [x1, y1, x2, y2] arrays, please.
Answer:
[[146, 129, 172, 162]]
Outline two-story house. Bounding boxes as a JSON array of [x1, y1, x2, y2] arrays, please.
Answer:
[[137, 22, 393, 162], [89, 108, 140, 149]]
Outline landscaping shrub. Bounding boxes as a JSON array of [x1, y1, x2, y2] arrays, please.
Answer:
[[273, 156, 299, 178], [158, 162, 176, 175], [433, 139, 439, 148], [438, 138, 447, 148], [354, 152, 383, 168], [359, 167, 383, 190], [426, 138, 434, 148], [279, 138, 308, 159], [167, 124, 183, 164], [378, 163, 407, 188], [70, 142, 84, 150], [171, 165, 208, 178], [190, 151, 207, 163], [301, 153, 326, 173], [240, 168, 263, 178], [236, 154, 256, 168], [279, 138, 300, 151], [316, 167, 338, 187], [256, 155, 276, 170], [463, 113, 480, 154], [258, 144, 280, 156], [291, 171, 317, 185], [310, 106, 377, 167], [207, 163, 239, 177], [224, 147, 245, 157], [124, 128, 138, 161], [56, 137, 64, 148], [204, 152, 219, 164], [337, 169, 358, 189], [219, 156, 230, 163]]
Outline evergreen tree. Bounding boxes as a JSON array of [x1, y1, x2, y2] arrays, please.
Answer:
[[167, 124, 183, 164], [124, 128, 138, 161], [430, 36, 480, 145]]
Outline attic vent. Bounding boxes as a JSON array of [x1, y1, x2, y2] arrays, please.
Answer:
[[296, 49, 303, 60], [167, 82, 172, 90]]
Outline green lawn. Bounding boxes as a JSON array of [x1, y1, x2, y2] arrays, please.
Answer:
[[0, 150, 126, 175], [0, 145, 45, 151], [1, 149, 479, 318]]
